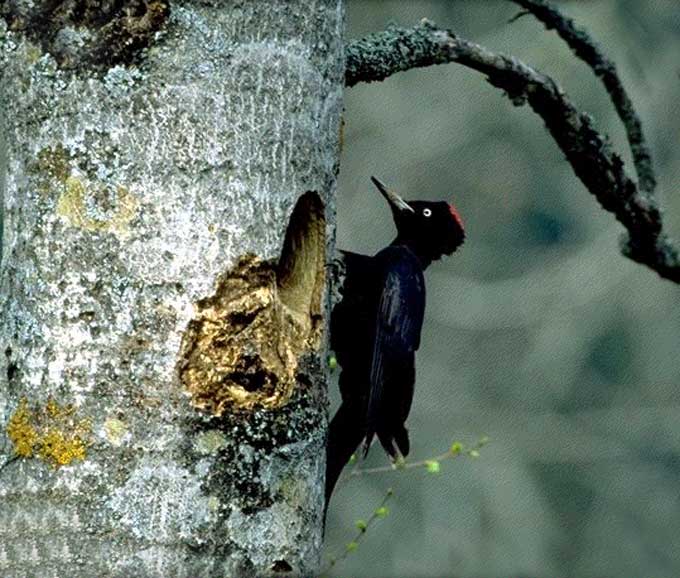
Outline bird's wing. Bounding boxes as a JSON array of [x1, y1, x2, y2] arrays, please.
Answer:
[[365, 246, 425, 458]]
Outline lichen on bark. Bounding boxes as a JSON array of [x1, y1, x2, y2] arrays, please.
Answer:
[[0, 1, 344, 575], [6, 397, 92, 466]]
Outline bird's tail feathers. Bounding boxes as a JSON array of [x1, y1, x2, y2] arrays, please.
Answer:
[[325, 403, 366, 513], [394, 425, 410, 457], [376, 424, 410, 460], [363, 430, 375, 458]]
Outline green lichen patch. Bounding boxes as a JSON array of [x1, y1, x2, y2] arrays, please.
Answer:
[[57, 177, 138, 234], [30, 144, 139, 235], [193, 429, 228, 455], [277, 474, 308, 509], [6, 398, 92, 467], [103, 417, 128, 447]]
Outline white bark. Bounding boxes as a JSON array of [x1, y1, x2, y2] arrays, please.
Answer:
[[0, 1, 344, 576]]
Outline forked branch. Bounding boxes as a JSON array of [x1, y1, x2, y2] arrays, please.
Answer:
[[509, 0, 656, 195], [345, 17, 680, 284]]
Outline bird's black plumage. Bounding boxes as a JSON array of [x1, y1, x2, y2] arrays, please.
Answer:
[[325, 177, 465, 512]]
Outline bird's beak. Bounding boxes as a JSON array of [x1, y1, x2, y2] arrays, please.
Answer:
[[371, 176, 414, 213]]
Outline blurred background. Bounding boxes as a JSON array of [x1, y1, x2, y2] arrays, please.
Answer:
[[325, 1, 680, 576]]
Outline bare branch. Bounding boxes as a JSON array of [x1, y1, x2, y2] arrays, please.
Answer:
[[344, 21, 680, 283], [344, 437, 488, 480], [508, 10, 531, 24], [509, 0, 657, 195]]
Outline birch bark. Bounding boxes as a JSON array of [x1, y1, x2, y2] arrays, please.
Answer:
[[0, 1, 344, 576]]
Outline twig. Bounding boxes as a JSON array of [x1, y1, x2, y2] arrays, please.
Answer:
[[345, 21, 680, 283], [324, 439, 488, 574], [346, 437, 488, 479], [508, 0, 656, 195], [322, 488, 394, 575], [508, 10, 530, 24]]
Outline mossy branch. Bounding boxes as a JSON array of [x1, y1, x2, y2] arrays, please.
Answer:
[[345, 17, 680, 284]]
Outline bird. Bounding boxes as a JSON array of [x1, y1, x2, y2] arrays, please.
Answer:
[[325, 176, 465, 513]]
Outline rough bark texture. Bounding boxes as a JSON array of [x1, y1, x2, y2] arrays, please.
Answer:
[[0, 1, 344, 576]]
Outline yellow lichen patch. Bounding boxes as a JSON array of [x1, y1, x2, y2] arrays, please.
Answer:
[[6, 398, 92, 467], [6, 399, 38, 457], [178, 192, 326, 414], [57, 177, 138, 236], [39, 429, 88, 466]]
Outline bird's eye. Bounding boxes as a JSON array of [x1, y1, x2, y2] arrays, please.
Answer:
[[422, 208, 432, 217]]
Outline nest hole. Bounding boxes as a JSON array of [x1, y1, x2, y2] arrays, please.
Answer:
[[179, 192, 325, 414]]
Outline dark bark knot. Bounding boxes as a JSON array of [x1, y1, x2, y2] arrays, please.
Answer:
[[0, 0, 169, 70], [178, 192, 326, 415], [5, 346, 18, 388]]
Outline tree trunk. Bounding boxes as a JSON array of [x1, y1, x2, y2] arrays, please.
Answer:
[[0, 1, 344, 576]]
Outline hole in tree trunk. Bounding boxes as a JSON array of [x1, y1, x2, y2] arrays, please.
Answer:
[[178, 192, 326, 414]]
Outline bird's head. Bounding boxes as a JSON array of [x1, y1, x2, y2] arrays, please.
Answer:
[[371, 176, 465, 263]]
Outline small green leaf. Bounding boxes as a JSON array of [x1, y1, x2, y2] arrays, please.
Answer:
[[348, 453, 357, 464], [374, 506, 389, 518], [468, 449, 480, 458], [450, 442, 463, 455], [425, 460, 440, 474], [346, 541, 359, 552], [328, 355, 338, 371], [355, 519, 368, 532], [393, 455, 406, 469]]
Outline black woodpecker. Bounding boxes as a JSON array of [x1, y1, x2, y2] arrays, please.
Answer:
[[326, 176, 465, 512]]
